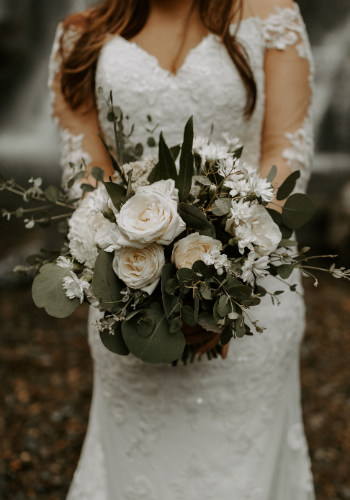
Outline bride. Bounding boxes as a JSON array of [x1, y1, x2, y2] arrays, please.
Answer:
[[49, 0, 315, 498]]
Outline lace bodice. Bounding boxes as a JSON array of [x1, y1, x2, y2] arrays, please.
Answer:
[[49, 2, 314, 196], [48, 3, 315, 500]]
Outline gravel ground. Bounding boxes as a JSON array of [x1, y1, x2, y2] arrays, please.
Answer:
[[0, 277, 349, 500]]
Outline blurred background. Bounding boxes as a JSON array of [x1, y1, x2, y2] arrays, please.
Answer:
[[0, 1, 349, 499]]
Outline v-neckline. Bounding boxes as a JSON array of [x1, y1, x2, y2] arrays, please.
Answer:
[[107, 17, 259, 78]]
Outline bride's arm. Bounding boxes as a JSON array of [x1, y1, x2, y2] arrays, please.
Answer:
[[48, 23, 114, 198], [257, 0, 314, 206]]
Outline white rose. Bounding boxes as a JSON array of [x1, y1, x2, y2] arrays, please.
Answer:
[[116, 192, 186, 248], [113, 243, 165, 295], [172, 232, 223, 269], [94, 216, 121, 252], [136, 179, 179, 201]]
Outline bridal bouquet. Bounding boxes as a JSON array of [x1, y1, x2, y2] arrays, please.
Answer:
[[2, 107, 349, 364]]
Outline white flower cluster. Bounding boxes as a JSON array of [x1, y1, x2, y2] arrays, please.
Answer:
[[68, 184, 121, 269]]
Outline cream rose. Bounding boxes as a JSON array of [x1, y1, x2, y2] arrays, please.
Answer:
[[249, 205, 282, 255], [172, 233, 223, 269], [136, 179, 179, 201], [113, 243, 165, 295], [116, 192, 186, 248]]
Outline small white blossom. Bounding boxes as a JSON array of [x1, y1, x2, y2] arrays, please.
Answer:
[[222, 133, 242, 152], [193, 137, 230, 165], [202, 250, 230, 275], [248, 174, 274, 202], [229, 199, 254, 225], [56, 256, 72, 269], [62, 271, 90, 303], [241, 251, 270, 286], [234, 224, 257, 254]]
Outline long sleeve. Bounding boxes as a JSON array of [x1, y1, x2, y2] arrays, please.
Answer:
[[48, 23, 113, 198], [257, 1, 314, 195]]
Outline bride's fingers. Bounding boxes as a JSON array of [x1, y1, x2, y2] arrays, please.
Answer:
[[221, 344, 229, 360], [185, 330, 217, 345], [195, 332, 221, 357]]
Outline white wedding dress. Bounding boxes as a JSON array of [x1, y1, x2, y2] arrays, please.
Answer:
[[49, 3, 315, 499]]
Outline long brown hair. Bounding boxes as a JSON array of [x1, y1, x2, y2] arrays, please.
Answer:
[[60, 0, 257, 117]]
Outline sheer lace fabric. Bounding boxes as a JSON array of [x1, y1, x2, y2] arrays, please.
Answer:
[[48, 3, 315, 499]]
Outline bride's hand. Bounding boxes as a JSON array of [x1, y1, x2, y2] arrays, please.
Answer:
[[181, 323, 229, 360]]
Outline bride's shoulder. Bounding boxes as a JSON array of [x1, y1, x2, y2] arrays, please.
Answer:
[[243, 0, 296, 20]]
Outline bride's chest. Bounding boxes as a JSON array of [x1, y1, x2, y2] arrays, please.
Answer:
[[95, 19, 266, 149]]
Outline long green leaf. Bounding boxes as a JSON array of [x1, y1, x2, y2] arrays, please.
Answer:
[[98, 134, 127, 186], [161, 263, 177, 319], [177, 116, 194, 202], [178, 203, 211, 231], [92, 251, 124, 313], [158, 132, 178, 180], [103, 182, 127, 211]]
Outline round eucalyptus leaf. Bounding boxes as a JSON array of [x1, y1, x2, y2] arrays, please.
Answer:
[[122, 302, 185, 364], [182, 305, 197, 327], [136, 317, 155, 339], [100, 328, 130, 356], [282, 194, 315, 230]]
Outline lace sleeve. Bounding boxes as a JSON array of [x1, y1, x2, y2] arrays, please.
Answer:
[[48, 23, 113, 198], [259, 2, 314, 195]]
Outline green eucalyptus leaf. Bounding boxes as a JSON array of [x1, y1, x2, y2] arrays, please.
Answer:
[[178, 203, 211, 231], [200, 282, 212, 300], [193, 175, 212, 186], [147, 137, 156, 148], [161, 263, 177, 318], [218, 295, 231, 317], [192, 261, 216, 280], [177, 268, 195, 284], [92, 251, 123, 313], [137, 317, 155, 338], [182, 305, 197, 327], [213, 299, 221, 323], [91, 166, 105, 182], [227, 285, 252, 302], [276, 264, 295, 279], [235, 315, 246, 338], [165, 278, 179, 296], [170, 317, 183, 333], [45, 185, 61, 203], [32, 264, 79, 318], [122, 302, 185, 364], [282, 193, 315, 230], [266, 165, 278, 184], [277, 170, 301, 201], [221, 326, 233, 345], [81, 184, 95, 197], [241, 297, 261, 307], [177, 116, 194, 202], [214, 199, 231, 215], [256, 286, 267, 297], [58, 220, 69, 234], [26, 254, 44, 266], [100, 326, 130, 356]]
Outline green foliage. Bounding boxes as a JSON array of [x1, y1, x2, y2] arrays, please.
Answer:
[[177, 117, 194, 202], [92, 251, 123, 313], [277, 264, 295, 279], [178, 203, 211, 231], [32, 264, 79, 318], [100, 326, 130, 356], [80, 184, 95, 197], [192, 260, 217, 280], [161, 263, 177, 318], [266, 208, 293, 239], [122, 302, 185, 364], [182, 305, 197, 326], [91, 167, 105, 183], [266, 165, 277, 183], [221, 326, 233, 345], [45, 186, 61, 203], [278, 239, 298, 247], [282, 193, 315, 229], [103, 182, 127, 211], [277, 170, 300, 201], [235, 315, 246, 338], [218, 295, 231, 317], [58, 220, 69, 235]]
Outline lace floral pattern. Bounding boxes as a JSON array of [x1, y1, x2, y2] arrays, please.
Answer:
[[48, 24, 91, 196]]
